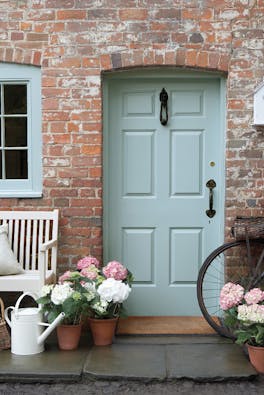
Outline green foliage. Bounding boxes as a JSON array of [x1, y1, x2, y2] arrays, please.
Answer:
[[235, 324, 264, 346], [223, 308, 238, 328]]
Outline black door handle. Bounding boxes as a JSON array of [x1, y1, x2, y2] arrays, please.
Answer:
[[206, 179, 216, 218]]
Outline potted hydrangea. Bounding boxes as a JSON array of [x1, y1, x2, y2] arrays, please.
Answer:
[[37, 272, 91, 350], [59, 257, 133, 345], [220, 283, 264, 373]]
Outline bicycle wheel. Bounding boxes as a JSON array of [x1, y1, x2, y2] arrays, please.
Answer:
[[197, 239, 264, 338]]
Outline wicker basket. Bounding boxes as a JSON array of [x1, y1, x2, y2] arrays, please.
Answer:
[[0, 297, 10, 350], [232, 217, 264, 240]]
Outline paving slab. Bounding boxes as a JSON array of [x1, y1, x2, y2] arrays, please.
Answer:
[[166, 343, 257, 381], [83, 343, 167, 381], [0, 342, 91, 383]]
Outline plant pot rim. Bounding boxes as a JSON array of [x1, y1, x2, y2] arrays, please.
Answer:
[[247, 343, 264, 349], [88, 317, 119, 321]]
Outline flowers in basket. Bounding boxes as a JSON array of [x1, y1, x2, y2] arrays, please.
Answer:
[[37, 272, 91, 325], [60, 257, 133, 320], [220, 282, 264, 347]]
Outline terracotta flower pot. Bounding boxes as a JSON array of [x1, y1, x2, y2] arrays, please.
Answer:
[[88, 317, 118, 346], [247, 344, 264, 374], [56, 324, 82, 350]]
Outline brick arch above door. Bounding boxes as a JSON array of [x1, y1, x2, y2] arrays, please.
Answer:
[[99, 48, 229, 73]]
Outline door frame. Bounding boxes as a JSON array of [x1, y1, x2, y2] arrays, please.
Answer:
[[102, 68, 226, 268]]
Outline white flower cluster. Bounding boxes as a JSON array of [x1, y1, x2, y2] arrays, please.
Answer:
[[97, 278, 131, 303], [82, 282, 97, 302], [40, 284, 54, 297], [50, 283, 74, 305], [92, 300, 109, 315], [238, 304, 264, 324]]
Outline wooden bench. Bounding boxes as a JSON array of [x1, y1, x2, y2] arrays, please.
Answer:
[[0, 210, 59, 293]]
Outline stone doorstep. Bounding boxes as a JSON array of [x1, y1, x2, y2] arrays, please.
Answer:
[[0, 336, 259, 384]]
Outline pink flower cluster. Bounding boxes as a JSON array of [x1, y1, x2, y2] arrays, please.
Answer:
[[58, 270, 71, 284], [80, 265, 99, 280], [220, 282, 244, 310], [244, 288, 264, 305], [77, 256, 100, 270], [102, 260, 128, 281]]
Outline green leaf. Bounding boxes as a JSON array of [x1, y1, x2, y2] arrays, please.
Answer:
[[255, 325, 264, 346], [47, 309, 61, 324], [235, 331, 251, 345], [36, 296, 50, 305]]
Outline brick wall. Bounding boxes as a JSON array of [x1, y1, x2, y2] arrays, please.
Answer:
[[0, 0, 263, 272]]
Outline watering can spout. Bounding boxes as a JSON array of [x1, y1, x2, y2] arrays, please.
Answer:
[[37, 312, 65, 345]]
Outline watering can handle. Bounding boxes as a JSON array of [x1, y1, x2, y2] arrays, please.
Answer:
[[14, 292, 40, 316], [4, 306, 14, 328]]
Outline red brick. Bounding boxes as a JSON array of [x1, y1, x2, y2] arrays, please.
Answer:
[[100, 54, 112, 69], [176, 49, 186, 66], [27, 33, 49, 41], [228, 99, 245, 110], [119, 9, 148, 20], [208, 52, 220, 69], [186, 50, 198, 66], [197, 51, 209, 68], [11, 32, 24, 40], [32, 51, 41, 65], [57, 10, 87, 20]]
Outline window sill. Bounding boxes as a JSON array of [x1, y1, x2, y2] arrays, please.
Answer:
[[0, 191, 43, 198]]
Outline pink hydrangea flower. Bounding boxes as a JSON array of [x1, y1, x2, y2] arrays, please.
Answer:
[[80, 264, 99, 280], [77, 256, 100, 270], [244, 288, 264, 305], [58, 270, 71, 284], [103, 261, 128, 281], [220, 282, 244, 310]]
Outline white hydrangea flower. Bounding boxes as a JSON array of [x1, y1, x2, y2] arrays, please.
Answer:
[[39, 284, 54, 297], [82, 281, 96, 292], [51, 283, 74, 305], [92, 300, 109, 314], [238, 304, 264, 324], [98, 278, 131, 303]]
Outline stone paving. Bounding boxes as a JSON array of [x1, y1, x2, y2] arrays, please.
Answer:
[[0, 335, 263, 394]]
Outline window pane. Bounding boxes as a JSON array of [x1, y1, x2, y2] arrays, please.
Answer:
[[0, 154, 2, 179], [0, 121, 1, 146], [5, 150, 28, 179], [4, 84, 27, 114], [5, 117, 27, 147]]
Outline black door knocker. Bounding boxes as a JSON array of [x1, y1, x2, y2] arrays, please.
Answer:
[[159, 88, 168, 126]]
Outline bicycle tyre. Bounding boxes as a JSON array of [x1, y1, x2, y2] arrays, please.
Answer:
[[197, 239, 264, 339]]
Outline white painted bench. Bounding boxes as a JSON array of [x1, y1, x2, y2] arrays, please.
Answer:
[[0, 210, 59, 293]]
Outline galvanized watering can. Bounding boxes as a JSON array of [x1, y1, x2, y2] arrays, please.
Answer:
[[5, 292, 64, 355]]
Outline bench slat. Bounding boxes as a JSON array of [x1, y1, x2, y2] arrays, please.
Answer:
[[0, 210, 59, 292]]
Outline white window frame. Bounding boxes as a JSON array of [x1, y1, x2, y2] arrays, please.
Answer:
[[0, 63, 42, 197]]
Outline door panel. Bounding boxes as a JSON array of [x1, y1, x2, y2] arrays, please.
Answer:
[[104, 76, 224, 316]]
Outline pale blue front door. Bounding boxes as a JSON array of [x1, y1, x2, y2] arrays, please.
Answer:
[[103, 71, 225, 315]]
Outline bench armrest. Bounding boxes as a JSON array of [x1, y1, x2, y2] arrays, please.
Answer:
[[40, 238, 58, 252]]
